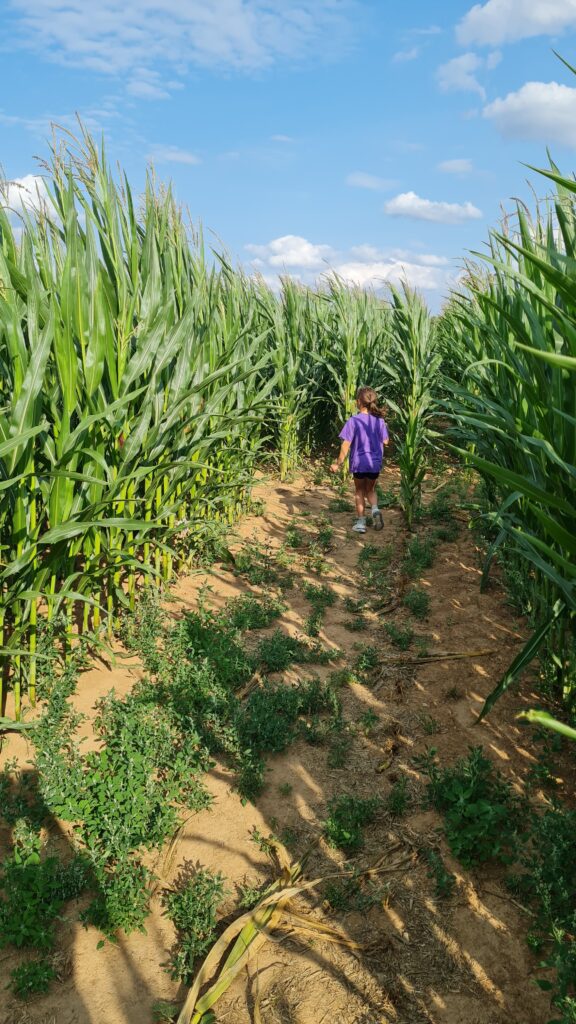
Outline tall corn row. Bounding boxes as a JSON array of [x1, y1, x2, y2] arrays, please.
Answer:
[[440, 163, 576, 716], [0, 131, 271, 716], [385, 285, 441, 529]]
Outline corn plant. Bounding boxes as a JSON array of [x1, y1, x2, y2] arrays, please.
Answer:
[[385, 285, 441, 528], [441, 160, 576, 717]]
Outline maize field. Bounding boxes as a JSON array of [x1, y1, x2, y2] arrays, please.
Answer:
[[0, 126, 574, 727], [1, 117, 576, 1024]]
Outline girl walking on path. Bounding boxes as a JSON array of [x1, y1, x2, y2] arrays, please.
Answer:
[[330, 386, 390, 534]]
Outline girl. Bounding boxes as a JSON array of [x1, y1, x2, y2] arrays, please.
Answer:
[[330, 386, 389, 533]]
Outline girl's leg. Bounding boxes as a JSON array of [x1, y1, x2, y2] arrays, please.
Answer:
[[366, 475, 384, 530], [353, 478, 366, 518], [365, 475, 379, 508]]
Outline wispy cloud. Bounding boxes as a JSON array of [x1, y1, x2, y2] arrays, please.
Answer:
[[270, 134, 295, 143], [457, 0, 576, 46], [437, 52, 486, 99], [436, 49, 502, 100], [392, 46, 420, 63], [147, 145, 201, 165], [437, 158, 473, 174], [346, 171, 395, 191], [8, 0, 355, 100], [384, 191, 482, 223], [483, 81, 576, 146]]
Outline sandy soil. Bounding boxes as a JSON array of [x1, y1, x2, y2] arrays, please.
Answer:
[[0, 466, 567, 1024]]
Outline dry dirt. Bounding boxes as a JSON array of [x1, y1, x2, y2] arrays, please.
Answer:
[[0, 467, 568, 1024]]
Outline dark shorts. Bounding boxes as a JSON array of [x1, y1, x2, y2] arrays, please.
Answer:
[[353, 471, 380, 480]]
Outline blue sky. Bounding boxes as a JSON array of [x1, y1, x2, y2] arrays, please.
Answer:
[[2, 0, 576, 309]]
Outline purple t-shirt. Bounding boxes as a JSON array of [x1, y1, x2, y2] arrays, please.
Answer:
[[339, 413, 389, 473]]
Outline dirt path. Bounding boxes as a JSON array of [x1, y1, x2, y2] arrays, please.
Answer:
[[0, 467, 563, 1024]]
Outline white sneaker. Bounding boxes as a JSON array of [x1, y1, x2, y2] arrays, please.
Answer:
[[352, 519, 366, 533], [372, 509, 384, 531]]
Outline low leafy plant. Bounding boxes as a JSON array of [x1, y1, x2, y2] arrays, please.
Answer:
[[385, 622, 414, 650], [303, 583, 336, 637], [402, 587, 431, 620], [225, 594, 285, 631], [424, 849, 456, 900], [355, 645, 379, 674], [357, 710, 379, 734], [433, 522, 460, 543], [343, 596, 368, 614], [255, 629, 335, 672], [10, 958, 57, 999], [324, 873, 386, 913], [327, 731, 354, 768], [316, 523, 335, 551], [324, 794, 380, 852], [163, 866, 226, 982], [402, 535, 436, 579], [328, 667, 361, 688], [508, 805, 576, 1019], [358, 543, 393, 591], [386, 777, 410, 817], [419, 713, 440, 735], [418, 746, 525, 867], [286, 525, 304, 549], [329, 498, 354, 513], [0, 824, 89, 952], [343, 616, 368, 632]]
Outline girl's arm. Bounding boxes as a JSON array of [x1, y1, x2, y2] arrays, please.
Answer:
[[330, 440, 350, 473]]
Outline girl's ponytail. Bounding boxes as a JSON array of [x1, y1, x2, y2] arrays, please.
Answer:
[[356, 386, 386, 418]]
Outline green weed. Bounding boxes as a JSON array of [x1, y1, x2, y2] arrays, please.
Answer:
[[329, 498, 354, 513], [417, 746, 526, 867], [10, 958, 57, 999], [385, 622, 414, 650], [324, 794, 379, 852], [162, 866, 225, 982], [386, 777, 410, 817], [343, 617, 368, 632], [402, 587, 431, 620], [324, 873, 386, 913], [354, 645, 379, 674], [424, 849, 456, 900], [357, 710, 379, 735], [402, 535, 436, 578], [255, 629, 335, 672], [225, 594, 285, 631]]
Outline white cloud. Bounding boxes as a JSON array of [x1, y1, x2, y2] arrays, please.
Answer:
[[8, 0, 354, 98], [245, 236, 454, 296], [147, 145, 201, 165], [438, 158, 473, 174], [486, 49, 502, 70], [346, 171, 395, 191], [271, 134, 295, 143], [333, 259, 445, 290], [1, 174, 49, 214], [384, 190, 482, 223], [393, 46, 420, 63], [457, 0, 576, 46], [483, 81, 576, 146], [246, 235, 334, 269], [437, 52, 486, 99]]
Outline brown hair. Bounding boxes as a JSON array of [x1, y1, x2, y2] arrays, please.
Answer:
[[356, 386, 385, 418]]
